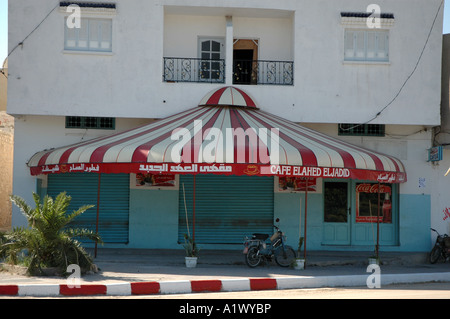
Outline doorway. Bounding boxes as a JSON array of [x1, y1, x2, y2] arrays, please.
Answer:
[[322, 181, 351, 245], [233, 39, 258, 85], [322, 180, 398, 247]]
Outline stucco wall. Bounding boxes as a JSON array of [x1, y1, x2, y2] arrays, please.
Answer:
[[7, 0, 443, 125]]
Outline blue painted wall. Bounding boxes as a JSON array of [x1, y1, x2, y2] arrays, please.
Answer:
[[274, 192, 323, 251], [128, 189, 179, 249], [39, 177, 432, 252], [398, 194, 431, 251]]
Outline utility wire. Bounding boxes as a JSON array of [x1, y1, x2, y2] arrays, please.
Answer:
[[6, 3, 59, 61], [1, 3, 59, 79], [340, 0, 444, 132]]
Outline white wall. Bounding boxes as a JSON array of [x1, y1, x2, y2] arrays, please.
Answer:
[[11, 115, 151, 227], [7, 0, 443, 125], [429, 150, 450, 236], [164, 15, 227, 58]]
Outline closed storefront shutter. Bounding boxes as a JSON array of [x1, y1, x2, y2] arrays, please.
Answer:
[[47, 173, 130, 244], [179, 175, 274, 244]]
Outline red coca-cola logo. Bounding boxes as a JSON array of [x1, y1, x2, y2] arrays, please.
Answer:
[[356, 183, 391, 194]]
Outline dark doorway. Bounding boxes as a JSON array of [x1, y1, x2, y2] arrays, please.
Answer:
[[233, 49, 254, 85]]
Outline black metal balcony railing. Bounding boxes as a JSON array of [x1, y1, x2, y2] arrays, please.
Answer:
[[163, 57, 225, 83], [163, 57, 294, 85], [233, 60, 294, 85]]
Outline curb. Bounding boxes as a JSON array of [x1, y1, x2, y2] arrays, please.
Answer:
[[1, 272, 450, 297]]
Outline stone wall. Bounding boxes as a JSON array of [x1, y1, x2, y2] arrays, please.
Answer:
[[0, 112, 13, 232]]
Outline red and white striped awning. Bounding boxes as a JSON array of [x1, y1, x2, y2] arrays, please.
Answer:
[[27, 87, 406, 183], [199, 86, 258, 108]]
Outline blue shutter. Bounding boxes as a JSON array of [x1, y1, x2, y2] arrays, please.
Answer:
[[47, 173, 129, 243], [179, 175, 274, 244], [98, 174, 130, 243]]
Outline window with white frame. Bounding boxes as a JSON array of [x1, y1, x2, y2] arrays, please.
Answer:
[[344, 29, 389, 62], [64, 18, 112, 52], [198, 38, 225, 82]]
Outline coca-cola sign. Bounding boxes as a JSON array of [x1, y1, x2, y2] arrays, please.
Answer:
[[356, 183, 391, 194]]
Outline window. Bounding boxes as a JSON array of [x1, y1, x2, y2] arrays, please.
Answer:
[[65, 18, 112, 52], [198, 38, 225, 82], [338, 124, 385, 137], [66, 116, 115, 129], [344, 29, 389, 62], [324, 182, 348, 223], [355, 183, 392, 223]]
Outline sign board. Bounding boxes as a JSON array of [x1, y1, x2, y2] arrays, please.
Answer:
[[428, 146, 443, 162]]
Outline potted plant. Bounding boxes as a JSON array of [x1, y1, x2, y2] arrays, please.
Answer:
[[368, 255, 380, 265], [183, 233, 199, 268], [292, 237, 305, 270]]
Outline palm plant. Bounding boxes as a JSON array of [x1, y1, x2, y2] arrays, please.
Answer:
[[0, 192, 102, 276], [182, 233, 199, 257]]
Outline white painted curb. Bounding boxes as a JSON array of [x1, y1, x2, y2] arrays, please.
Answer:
[[1, 272, 449, 297]]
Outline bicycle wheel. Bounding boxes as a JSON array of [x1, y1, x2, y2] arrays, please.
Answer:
[[245, 246, 262, 268], [430, 245, 442, 264], [275, 246, 296, 267]]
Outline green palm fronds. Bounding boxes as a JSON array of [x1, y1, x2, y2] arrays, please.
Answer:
[[1, 192, 102, 276]]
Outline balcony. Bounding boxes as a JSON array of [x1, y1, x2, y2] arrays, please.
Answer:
[[163, 57, 225, 83], [163, 57, 293, 85], [233, 60, 293, 85]]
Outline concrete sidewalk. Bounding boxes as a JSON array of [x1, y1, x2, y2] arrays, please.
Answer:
[[1, 249, 450, 297]]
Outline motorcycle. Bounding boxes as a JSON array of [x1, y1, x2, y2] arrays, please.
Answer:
[[243, 218, 296, 268], [430, 228, 450, 264]]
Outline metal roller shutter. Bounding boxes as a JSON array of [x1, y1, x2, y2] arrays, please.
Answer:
[[179, 175, 274, 244], [47, 173, 130, 244]]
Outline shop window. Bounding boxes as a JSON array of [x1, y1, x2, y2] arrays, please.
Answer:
[[338, 123, 385, 137], [66, 116, 115, 129], [355, 183, 392, 223]]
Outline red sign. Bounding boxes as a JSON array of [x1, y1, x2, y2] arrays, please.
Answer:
[[356, 183, 391, 194], [355, 183, 392, 223], [135, 173, 176, 187], [278, 177, 316, 192], [30, 163, 407, 184]]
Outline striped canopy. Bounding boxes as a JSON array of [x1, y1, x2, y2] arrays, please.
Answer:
[[199, 86, 258, 108], [28, 87, 406, 183]]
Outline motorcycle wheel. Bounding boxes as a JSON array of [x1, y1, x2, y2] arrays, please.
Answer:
[[275, 246, 296, 267], [245, 246, 262, 268], [430, 245, 442, 264]]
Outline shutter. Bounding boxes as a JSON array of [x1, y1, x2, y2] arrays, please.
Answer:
[[344, 30, 355, 59], [355, 30, 365, 59], [47, 173, 129, 243], [98, 174, 130, 243], [179, 175, 274, 244]]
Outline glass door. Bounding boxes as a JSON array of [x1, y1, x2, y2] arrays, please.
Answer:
[[322, 181, 351, 245], [198, 38, 224, 82]]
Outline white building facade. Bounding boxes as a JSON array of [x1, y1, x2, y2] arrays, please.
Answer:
[[7, 0, 446, 252]]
